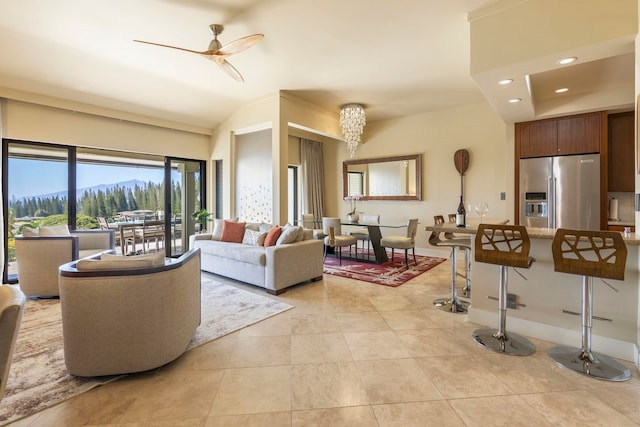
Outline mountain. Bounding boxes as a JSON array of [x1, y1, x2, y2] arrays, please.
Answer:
[[11, 179, 149, 202]]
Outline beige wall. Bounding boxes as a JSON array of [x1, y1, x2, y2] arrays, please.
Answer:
[[2, 100, 209, 158], [331, 101, 508, 249]]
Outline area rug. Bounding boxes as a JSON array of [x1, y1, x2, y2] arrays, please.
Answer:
[[323, 250, 447, 287], [0, 276, 293, 426]]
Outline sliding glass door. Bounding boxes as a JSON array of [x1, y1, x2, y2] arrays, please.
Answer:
[[3, 139, 206, 282]]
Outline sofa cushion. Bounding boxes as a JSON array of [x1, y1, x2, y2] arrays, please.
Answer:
[[21, 227, 39, 237], [276, 225, 303, 245], [193, 240, 266, 266], [39, 224, 71, 236], [76, 252, 166, 270], [264, 226, 282, 247], [242, 229, 267, 246], [102, 252, 166, 266], [220, 221, 246, 243]]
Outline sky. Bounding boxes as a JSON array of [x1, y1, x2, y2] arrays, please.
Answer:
[[8, 158, 164, 200]]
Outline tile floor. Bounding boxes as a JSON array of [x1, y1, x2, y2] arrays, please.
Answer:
[[10, 259, 640, 426]]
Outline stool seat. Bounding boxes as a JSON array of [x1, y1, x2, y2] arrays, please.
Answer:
[[472, 224, 536, 356], [429, 215, 471, 313], [548, 228, 630, 381]]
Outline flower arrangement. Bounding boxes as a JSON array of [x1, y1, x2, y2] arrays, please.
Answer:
[[344, 194, 363, 215]]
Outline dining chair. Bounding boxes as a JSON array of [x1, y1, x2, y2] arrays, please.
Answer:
[[135, 219, 165, 253], [302, 213, 325, 239], [322, 217, 357, 265], [380, 218, 418, 268], [350, 214, 380, 254]]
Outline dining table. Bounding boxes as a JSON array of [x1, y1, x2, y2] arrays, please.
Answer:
[[340, 221, 407, 264], [108, 219, 165, 255]]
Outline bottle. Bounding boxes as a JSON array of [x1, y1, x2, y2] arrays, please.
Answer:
[[456, 196, 466, 228]]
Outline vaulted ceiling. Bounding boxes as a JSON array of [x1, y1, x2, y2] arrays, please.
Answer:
[[0, 0, 635, 134]]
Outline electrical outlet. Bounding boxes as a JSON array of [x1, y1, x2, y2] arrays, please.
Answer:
[[507, 293, 517, 309], [500, 192, 506, 201]]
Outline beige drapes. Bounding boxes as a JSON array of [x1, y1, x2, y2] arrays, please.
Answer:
[[300, 139, 324, 226]]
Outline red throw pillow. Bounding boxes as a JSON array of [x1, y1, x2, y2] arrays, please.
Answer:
[[264, 226, 282, 247], [220, 221, 246, 243]]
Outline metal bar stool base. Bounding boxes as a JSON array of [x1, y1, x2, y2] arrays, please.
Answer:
[[547, 345, 631, 381], [433, 297, 469, 314], [472, 328, 536, 356]]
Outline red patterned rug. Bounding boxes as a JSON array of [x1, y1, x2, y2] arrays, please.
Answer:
[[323, 250, 447, 287]]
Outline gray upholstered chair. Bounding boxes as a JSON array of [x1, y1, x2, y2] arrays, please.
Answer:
[[322, 217, 357, 265], [380, 218, 418, 268], [59, 249, 201, 377], [0, 285, 26, 402], [15, 229, 116, 297]]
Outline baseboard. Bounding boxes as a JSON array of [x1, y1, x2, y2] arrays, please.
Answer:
[[468, 307, 637, 362]]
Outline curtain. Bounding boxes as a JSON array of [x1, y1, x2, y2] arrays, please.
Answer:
[[300, 139, 324, 226]]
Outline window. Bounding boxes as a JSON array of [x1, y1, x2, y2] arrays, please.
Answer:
[[347, 171, 364, 196]]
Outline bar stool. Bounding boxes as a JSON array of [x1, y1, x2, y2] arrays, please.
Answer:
[[446, 213, 471, 297], [429, 215, 471, 313], [472, 224, 536, 355], [548, 228, 631, 381]]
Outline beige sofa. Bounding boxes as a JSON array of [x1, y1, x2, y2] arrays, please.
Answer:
[[15, 229, 115, 297], [191, 223, 324, 295], [0, 285, 26, 401], [58, 249, 201, 377]]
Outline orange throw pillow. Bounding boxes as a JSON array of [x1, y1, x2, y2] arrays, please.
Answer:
[[220, 221, 246, 243], [264, 226, 282, 247]]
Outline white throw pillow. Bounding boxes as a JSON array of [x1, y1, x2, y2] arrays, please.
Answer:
[[21, 227, 39, 237], [212, 217, 238, 241], [276, 225, 303, 245], [102, 252, 165, 267], [38, 224, 71, 236], [242, 229, 267, 246]]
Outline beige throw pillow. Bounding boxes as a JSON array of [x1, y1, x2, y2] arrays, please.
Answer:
[[242, 229, 268, 246]]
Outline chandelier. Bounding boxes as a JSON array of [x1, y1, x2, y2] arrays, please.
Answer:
[[340, 103, 366, 158]]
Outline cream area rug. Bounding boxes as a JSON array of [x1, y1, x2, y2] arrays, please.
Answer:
[[0, 276, 293, 425]]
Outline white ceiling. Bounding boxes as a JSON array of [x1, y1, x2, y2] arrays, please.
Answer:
[[0, 0, 634, 133]]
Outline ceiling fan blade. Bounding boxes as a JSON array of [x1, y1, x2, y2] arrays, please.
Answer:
[[214, 58, 244, 83], [133, 39, 208, 56], [213, 34, 264, 56]]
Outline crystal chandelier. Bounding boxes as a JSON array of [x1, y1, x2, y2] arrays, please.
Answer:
[[340, 104, 366, 158]]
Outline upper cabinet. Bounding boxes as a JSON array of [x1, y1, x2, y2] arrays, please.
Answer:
[[607, 111, 634, 192], [517, 111, 605, 158]]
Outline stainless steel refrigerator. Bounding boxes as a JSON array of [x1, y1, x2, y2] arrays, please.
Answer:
[[519, 154, 600, 229]]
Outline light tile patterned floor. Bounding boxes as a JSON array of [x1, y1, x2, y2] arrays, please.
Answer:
[[10, 260, 640, 426]]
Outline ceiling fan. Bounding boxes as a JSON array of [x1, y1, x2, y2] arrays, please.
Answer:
[[134, 24, 263, 83]]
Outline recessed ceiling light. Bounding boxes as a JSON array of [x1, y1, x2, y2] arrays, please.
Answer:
[[509, 98, 522, 103], [555, 88, 569, 93], [498, 79, 514, 85], [558, 57, 577, 65]]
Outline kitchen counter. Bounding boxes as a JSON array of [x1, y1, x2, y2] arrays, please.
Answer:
[[426, 222, 640, 367], [426, 223, 640, 245]]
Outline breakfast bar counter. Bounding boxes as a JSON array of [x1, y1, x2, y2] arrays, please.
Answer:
[[426, 223, 640, 366]]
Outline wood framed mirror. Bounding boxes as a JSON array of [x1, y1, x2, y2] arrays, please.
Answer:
[[343, 153, 422, 201]]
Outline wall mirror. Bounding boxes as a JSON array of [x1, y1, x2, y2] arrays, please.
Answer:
[[343, 153, 422, 201]]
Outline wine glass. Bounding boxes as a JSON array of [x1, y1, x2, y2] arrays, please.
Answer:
[[475, 202, 489, 223]]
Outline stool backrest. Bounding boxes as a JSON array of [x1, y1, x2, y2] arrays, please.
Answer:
[[433, 215, 445, 225], [475, 224, 531, 268], [448, 214, 456, 223], [551, 228, 626, 280]]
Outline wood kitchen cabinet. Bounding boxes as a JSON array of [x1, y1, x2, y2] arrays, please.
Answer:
[[607, 111, 634, 192], [516, 111, 604, 158]]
